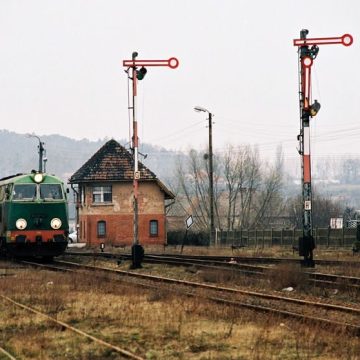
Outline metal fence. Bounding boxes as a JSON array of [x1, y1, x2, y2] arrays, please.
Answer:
[[167, 227, 359, 248], [213, 228, 358, 248]]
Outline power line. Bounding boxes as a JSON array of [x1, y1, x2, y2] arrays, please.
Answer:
[[145, 120, 205, 144]]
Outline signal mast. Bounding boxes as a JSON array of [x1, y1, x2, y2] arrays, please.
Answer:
[[123, 53, 179, 269], [293, 30, 353, 266]]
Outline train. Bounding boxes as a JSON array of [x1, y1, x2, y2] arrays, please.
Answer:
[[0, 171, 69, 259]]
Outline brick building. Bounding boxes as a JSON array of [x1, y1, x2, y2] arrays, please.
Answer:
[[69, 140, 174, 246]]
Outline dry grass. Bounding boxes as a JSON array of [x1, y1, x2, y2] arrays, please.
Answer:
[[197, 268, 237, 284], [318, 263, 360, 278], [267, 263, 310, 291], [68, 254, 360, 302], [1, 263, 360, 359]]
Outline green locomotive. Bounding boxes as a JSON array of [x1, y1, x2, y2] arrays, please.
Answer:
[[0, 172, 68, 259]]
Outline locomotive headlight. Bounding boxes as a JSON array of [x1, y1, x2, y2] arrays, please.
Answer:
[[16, 218, 27, 230], [34, 173, 44, 183], [51, 218, 62, 230]]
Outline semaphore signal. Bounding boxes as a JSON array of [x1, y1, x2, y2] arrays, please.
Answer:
[[293, 30, 353, 267], [122, 52, 179, 269]]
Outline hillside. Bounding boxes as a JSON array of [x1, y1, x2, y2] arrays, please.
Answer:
[[2, 129, 360, 212], [0, 130, 181, 185]]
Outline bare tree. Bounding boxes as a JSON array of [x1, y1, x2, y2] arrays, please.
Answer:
[[287, 195, 302, 228], [175, 144, 285, 232], [287, 191, 344, 228], [175, 149, 221, 231], [222, 144, 262, 230], [251, 145, 284, 228], [312, 193, 344, 227]]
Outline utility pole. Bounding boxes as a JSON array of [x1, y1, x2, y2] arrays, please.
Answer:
[[194, 106, 215, 245], [293, 30, 353, 266], [123, 54, 179, 269], [208, 112, 214, 245]]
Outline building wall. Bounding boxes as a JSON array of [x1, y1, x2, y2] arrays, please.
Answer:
[[81, 182, 164, 214], [78, 181, 167, 246], [79, 213, 166, 246]]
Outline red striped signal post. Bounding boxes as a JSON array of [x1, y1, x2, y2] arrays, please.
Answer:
[[123, 53, 179, 269], [293, 30, 353, 266]]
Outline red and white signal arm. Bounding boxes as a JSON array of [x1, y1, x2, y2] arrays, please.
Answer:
[[123, 57, 179, 69]]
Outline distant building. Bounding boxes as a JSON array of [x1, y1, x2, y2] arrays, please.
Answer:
[[69, 140, 174, 246]]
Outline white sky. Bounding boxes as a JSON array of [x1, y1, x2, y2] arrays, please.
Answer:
[[0, 0, 359, 161]]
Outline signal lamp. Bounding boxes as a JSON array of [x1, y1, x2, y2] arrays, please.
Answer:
[[136, 67, 147, 80], [310, 45, 319, 59], [310, 100, 321, 117]]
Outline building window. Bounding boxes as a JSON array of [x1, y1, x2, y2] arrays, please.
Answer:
[[149, 220, 158, 237], [92, 185, 112, 203], [80, 186, 85, 205], [97, 221, 106, 237]]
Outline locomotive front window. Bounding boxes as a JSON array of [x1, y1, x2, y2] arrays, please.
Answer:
[[40, 184, 63, 200], [13, 184, 36, 200]]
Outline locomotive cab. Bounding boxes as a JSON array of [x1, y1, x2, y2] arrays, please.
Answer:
[[0, 172, 69, 259]]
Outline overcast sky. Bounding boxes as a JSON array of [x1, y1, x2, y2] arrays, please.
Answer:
[[0, 0, 359, 161]]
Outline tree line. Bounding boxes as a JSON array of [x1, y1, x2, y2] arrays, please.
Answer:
[[0, 130, 358, 229], [170, 144, 350, 231]]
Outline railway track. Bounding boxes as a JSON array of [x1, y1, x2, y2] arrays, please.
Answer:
[[66, 250, 360, 266], [0, 270, 145, 360], [0, 346, 17, 360], [143, 253, 360, 267], [143, 254, 360, 288], [65, 251, 360, 289], [21, 259, 360, 335]]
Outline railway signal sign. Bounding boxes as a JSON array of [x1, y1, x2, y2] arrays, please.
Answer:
[[186, 215, 194, 229], [293, 30, 353, 266], [123, 57, 179, 69], [123, 52, 179, 269], [293, 34, 353, 47]]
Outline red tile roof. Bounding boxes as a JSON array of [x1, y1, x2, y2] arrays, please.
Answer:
[[69, 139, 174, 199]]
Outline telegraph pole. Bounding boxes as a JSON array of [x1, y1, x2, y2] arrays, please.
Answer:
[[194, 106, 215, 245], [123, 54, 179, 269], [208, 112, 214, 245], [293, 30, 353, 266]]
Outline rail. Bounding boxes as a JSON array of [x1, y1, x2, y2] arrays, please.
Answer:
[[0, 293, 144, 360], [19, 259, 360, 335]]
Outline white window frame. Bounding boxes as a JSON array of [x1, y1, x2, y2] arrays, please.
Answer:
[[92, 185, 112, 203]]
